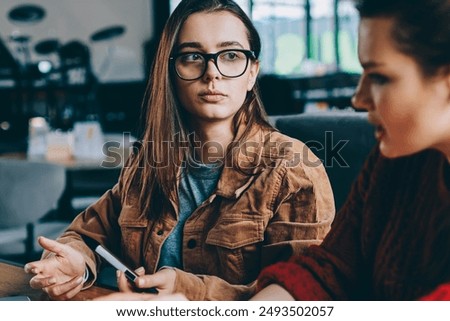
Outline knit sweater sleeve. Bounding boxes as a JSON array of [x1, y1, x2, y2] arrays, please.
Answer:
[[419, 283, 450, 300], [257, 146, 381, 300]]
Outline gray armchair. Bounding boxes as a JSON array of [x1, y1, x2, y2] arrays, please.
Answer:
[[0, 159, 69, 261], [274, 111, 376, 211]]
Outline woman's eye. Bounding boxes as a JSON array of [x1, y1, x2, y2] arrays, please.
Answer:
[[225, 52, 237, 59], [221, 51, 240, 61], [180, 53, 203, 62], [368, 73, 389, 85]]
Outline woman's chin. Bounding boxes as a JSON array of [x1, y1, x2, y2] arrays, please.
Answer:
[[379, 142, 416, 159]]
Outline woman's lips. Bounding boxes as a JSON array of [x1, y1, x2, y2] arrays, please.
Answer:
[[200, 94, 226, 102], [375, 125, 385, 140], [368, 114, 384, 140], [199, 91, 227, 103]]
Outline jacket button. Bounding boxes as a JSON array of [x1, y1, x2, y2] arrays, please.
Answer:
[[156, 230, 163, 236], [187, 239, 196, 249]]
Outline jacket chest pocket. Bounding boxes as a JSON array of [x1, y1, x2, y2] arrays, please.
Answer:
[[118, 208, 148, 267], [205, 214, 264, 284]]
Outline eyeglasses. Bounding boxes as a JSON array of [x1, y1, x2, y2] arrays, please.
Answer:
[[170, 49, 256, 81]]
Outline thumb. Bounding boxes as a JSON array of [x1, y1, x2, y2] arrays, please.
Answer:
[[37, 236, 66, 257], [136, 268, 176, 291], [134, 266, 146, 277]]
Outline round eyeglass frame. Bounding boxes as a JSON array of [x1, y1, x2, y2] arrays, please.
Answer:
[[169, 49, 256, 81]]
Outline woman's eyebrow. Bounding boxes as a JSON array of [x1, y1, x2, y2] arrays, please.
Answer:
[[176, 41, 245, 52], [218, 41, 244, 49], [361, 61, 386, 70], [176, 42, 202, 51]]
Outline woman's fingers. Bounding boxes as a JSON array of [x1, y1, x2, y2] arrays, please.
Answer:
[[94, 292, 188, 301], [24, 261, 41, 274], [44, 275, 84, 300], [25, 257, 60, 277], [37, 236, 67, 257], [116, 270, 134, 293], [24, 238, 70, 276], [49, 282, 84, 301], [29, 275, 57, 289], [135, 266, 145, 276], [117, 267, 146, 290], [135, 268, 176, 293]]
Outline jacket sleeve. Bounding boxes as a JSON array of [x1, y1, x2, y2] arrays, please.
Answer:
[[261, 147, 336, 268], [257, 147, 380, 300], [42, 161, 128, 287]]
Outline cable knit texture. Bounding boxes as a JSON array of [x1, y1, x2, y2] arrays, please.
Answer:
[[258, 146, 450, 300], [420, 284, 450, 300]]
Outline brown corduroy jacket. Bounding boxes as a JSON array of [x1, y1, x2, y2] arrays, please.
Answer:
[[51, 128, 335, 300]]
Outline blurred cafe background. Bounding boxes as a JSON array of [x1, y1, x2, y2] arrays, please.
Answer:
[[0, 0, 375, 264]]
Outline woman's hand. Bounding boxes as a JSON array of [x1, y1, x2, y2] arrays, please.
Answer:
[[24, 236, 86, 300], [94, 292, 187, 301], [117, 267, 177, 295], [250, 284, 295, 301]]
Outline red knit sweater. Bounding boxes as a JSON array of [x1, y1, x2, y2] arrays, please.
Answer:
[[258, 147, 450, 300], [420, 284, 450, 300]]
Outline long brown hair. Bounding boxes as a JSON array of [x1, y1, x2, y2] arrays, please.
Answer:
[[124, 0, 273, 218]]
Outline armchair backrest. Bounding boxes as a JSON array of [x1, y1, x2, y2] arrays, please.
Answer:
[[274, 111, 376, 211], [0, 159, 66, 228]]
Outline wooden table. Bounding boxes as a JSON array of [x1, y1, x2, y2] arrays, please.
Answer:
[[0, 260, 114, 300]]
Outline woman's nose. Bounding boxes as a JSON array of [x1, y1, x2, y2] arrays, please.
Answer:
[[202, 59, 222, 81], [351, 75, 372, 111]]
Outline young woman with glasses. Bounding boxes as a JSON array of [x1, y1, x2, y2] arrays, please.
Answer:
[[24, 0, 334, 300]]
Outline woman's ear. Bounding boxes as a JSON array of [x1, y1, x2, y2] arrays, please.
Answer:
[[247, 60, 260, 91]]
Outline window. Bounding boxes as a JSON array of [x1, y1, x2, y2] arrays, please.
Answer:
[[310, 0, 335, 71], [337, 0, 361, 73], [169, 0, 182, 11], [252, 0, 306, 75], [169, 0, 359, 76]]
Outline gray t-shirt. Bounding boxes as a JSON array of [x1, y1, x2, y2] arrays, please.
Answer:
[[157, 160, 222, 269]]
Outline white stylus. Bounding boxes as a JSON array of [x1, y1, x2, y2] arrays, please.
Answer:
[[82, 235, 158, 294], [94, 244, 139, 282]]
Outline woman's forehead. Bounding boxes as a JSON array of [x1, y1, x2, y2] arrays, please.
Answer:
[[176, 11, 250, 49], [357, 17, 397, 62]]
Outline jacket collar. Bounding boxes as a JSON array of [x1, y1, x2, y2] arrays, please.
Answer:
[[215, 123, 275, 199]]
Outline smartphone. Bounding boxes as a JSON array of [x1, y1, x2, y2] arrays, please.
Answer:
[[81, 235, 158, 294]]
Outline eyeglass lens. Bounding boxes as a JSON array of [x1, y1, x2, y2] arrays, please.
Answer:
[[174, 50, 250, 80]]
